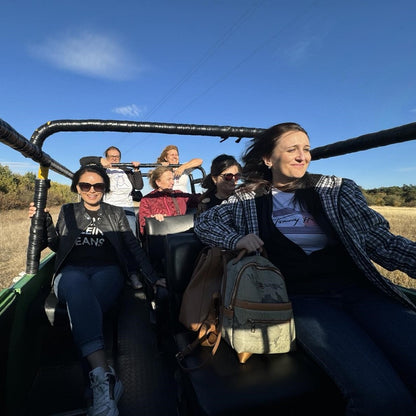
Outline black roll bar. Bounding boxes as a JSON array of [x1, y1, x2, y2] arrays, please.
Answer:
[[30, 119, 265, 148], [311, 122, 416, 160], [26, 119, 263, 275], [0, 119, 72, 178], [2, 117, 416, 275]]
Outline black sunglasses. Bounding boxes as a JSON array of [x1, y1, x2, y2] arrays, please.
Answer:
[[78, 182, 106, 193], [220, 173, 242, 182]]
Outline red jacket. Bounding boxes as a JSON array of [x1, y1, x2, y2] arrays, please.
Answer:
[[138, 189, 200, 234]]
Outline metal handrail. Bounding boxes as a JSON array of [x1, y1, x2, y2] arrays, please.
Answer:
[[112, 163, 207, 193]]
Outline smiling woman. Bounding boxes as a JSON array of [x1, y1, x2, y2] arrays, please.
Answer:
[[26, 163, 161, 416], [194, 122, 416, 415]]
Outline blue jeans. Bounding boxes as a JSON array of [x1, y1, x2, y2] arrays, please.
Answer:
[[54, 264, 124, 357], [292, 285, 416, 415], [124, 207, 138, 237]]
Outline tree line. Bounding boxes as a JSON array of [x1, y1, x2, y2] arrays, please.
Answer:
[[0, 165, 75, 210], [362, 185, 416, 207], [1, 164, 416, 210]]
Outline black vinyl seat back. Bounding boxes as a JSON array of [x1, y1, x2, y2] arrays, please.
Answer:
[[142, 215, 197, 331], [145, 213, 195, 236], [164, 233, 204, 333], [144, 214, 195, 275]]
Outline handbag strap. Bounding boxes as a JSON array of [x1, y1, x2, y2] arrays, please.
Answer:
[[171, 193, 181, 215], [176, 293, 222, 372]]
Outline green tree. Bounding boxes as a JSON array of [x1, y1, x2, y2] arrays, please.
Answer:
[[0, 165, 17, 193], [0, 164, 73, 209]]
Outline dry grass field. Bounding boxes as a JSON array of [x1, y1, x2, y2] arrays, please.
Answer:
[[0, 205, 416, 290], [0, 206, 60, 289]]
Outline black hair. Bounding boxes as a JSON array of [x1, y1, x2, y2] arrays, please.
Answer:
[[70, 164, 111, 194], [201, 154, 242, 193]]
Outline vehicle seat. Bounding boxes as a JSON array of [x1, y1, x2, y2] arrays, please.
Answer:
[[143, 214, 194, 270], [164, 233, 345, 416], [142, 214, 195, 329]]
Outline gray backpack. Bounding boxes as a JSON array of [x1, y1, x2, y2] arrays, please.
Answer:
[[221, 254, 296, 363]]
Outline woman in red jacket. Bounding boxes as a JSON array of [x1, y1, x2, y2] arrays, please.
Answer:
[[138, 166, 200, 235]]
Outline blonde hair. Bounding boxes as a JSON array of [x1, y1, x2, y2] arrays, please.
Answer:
[[157, 145, 179, 164]]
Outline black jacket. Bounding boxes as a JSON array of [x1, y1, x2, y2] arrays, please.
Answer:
[[45, 202, 158, 284]]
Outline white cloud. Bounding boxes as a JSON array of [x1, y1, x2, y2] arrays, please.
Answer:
[[29, 30, 140, 80], [112, 104, 146, 117]]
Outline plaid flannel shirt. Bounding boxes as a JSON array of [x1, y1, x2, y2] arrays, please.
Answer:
[[194, 174, 416, 309]]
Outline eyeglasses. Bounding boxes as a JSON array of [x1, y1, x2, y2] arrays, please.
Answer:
[[220, 173, 242, 182], [107, 154, 120, 159], [78, 182, 106, 193]]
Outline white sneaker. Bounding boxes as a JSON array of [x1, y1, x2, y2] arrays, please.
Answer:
[[88, 366, 123, 416], [128, 273, 143, 290]]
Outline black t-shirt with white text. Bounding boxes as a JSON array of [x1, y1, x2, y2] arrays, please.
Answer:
[[64, 209, 118, 267]]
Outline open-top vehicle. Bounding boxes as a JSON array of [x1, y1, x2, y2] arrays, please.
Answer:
[[1, 118, 416, 416]]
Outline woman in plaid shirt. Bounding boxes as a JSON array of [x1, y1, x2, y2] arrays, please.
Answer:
[[194, 122, 416, 415]]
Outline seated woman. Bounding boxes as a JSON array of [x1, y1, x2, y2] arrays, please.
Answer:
[[156, 144, 203, 193], [198, 154, 242, 214], [138, 166, 200, 235], [194, 122, 416, 416], [28, 164, 161, 416], [80, 146, 144, 289]]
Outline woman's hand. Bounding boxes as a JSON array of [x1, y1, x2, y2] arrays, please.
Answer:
[[236, 234, 264, 254], [174, 166, 185, 178], [28, 202, 49, 218], [155, 278, 166, 288], [153, 278, 167, 294], [28, 202, 37, 218], [151, 213, 165, 222]]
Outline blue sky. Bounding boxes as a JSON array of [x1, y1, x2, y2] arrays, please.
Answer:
[[1, 0, 416, 194]]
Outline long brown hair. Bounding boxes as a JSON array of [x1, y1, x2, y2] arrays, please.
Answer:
[[241, 122, 309, 193], [157, 145, 178, 164]]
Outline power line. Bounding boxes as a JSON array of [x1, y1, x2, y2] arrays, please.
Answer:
[[143, 1, 263, 120]]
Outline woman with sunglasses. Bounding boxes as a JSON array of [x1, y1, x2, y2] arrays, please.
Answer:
[[29, 164, 160, 416], [81, 146, 144, 289], [198, 154, 242, 214]]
